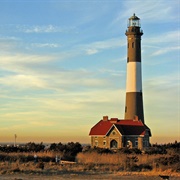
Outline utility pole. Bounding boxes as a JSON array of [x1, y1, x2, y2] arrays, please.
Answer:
[[14, 134, 17, 147]]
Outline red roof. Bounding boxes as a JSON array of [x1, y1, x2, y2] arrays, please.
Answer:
[[89, 118, 151, 136]]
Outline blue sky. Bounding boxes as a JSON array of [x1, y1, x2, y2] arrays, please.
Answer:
[[0, 0, 179, 144]]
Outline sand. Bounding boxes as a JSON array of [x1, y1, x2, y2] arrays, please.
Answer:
[[0, 172, 180, 180]]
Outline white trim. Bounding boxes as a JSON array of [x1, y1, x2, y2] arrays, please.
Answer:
[[126, 62, 142, 92], [105, 124, 122, 136]]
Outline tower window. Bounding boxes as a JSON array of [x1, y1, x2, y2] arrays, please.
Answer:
[[125, 106, 127, 112], [127, 57, 129, 62], [132, 42, 134, 48], [128, 43, 129, 48]]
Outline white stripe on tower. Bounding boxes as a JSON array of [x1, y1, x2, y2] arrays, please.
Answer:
[[126, 62, 142, 93]]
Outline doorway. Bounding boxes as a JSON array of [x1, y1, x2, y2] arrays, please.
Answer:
[[110, 139, 118, 148]]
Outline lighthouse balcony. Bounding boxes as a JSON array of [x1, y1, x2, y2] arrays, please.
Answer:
[[125, 28, 143, 36]]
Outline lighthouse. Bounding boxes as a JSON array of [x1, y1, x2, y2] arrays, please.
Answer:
[[124, 14, 144, 123], [89, 14, 151, 149]]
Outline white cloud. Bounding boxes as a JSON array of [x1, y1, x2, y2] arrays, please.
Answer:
[[112, 0, 177, 26], [31, 43, 60, 48], [86, 49, 99, 55], [151, 46, 180, 56], [81, 37, 125, 55], [16, 24, 76, 33], [0, 74, 47, 89], [143, 30, 179, 57], [0, 36, 20, 41], [145, 31, 179, 45], [0, 53, 60, 75], [0, 35, 22, 52], [99, 69, 124, 76]]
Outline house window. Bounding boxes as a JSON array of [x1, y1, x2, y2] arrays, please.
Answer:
[[143, 141, 148, 147], [95, 140, 98, 146], [135, 141, 138, 147], [103, 141, 106, 146], [112, 131, 116, 135]]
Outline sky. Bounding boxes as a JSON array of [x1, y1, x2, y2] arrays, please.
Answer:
[[0, 0, 179, 144]]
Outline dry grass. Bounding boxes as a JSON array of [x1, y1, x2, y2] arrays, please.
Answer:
[[77, 152, 126, 165], [76, 152, 180, 173], [0, 150, 179, 176]]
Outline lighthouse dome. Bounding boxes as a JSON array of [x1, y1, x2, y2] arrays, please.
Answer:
[[129, 13, 140, 20]]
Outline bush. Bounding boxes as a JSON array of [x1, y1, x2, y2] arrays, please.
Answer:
[[144, 147, 167, 154], [118, 148, 142, 154], [155, 155, 180, 166], [83, 147, 113, 154]]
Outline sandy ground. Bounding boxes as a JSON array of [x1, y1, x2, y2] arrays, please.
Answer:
[[0, 172, 180, 180]]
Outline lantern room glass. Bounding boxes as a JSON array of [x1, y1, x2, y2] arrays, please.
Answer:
[[128, 19, 141, 27]]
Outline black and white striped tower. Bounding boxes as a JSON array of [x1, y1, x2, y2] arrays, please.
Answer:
[[124, 14, 144, 123]]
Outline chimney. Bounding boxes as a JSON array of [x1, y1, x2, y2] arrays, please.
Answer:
[[110, 118, 118, 123], [134, 115, 139, 121], [103, 116, 108, 121]]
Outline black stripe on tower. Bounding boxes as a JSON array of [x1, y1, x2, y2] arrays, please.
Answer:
[[126, 26, 143, 63], [125, 92, 144, 123]]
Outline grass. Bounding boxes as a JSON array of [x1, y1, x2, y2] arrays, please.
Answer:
[[0, 149, 179, 176], [76, 149, 180, 173]]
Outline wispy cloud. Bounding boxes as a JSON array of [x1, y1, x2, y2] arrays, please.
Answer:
[[16, 24, 76, 33], [31, 43, 60, 48], [145, 31, 179, 44], [151, 46, 180, 56], [0, 74, 47, 89], [99, 69, 124, 76], [0, 35, 22, 52], [86, 49, 99, 55], [79, 37, 125, 55], [0, 52, 118, 92], [0, 53, 59, 73], [144, 73, 179, 125], [0, 35, 20, 41], [112, 0, 177, 26], [143, 30, 179, 57]]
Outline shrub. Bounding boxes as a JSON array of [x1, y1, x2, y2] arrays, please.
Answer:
[[84, 147, 113, 154], [144, 147, 167, 154], [118, 148, 142, 154], [155, 155, 180, 166]]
